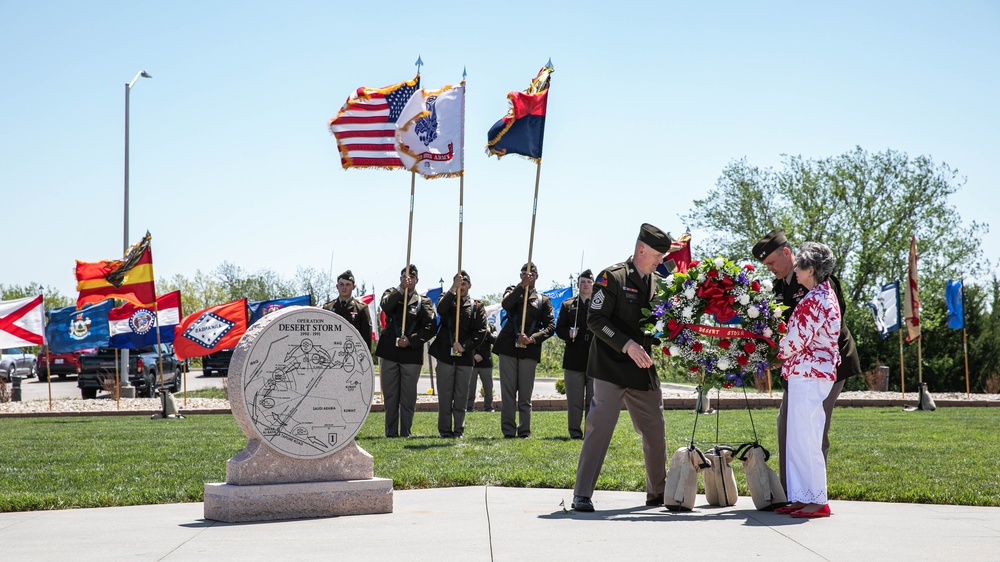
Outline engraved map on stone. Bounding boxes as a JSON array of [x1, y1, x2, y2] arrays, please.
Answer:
[[238, 309, 374, 459]]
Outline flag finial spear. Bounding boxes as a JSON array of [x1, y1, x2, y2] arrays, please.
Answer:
[[545, 58, 554, 70], [415, 55, 423, 74], [462, 66, 467, 80]]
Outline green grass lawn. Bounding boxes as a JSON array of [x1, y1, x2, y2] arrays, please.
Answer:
[[1, 408, 997, 512]]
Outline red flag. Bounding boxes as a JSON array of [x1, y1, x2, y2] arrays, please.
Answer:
[[359, 293, 379, 342], [328, 75, 421, 169], [0, 295, 46, 348], [665, 233, 692, 274], [76, 232, 156, 308], [173, 299, 248, 360], [904, 235, 920, 342]]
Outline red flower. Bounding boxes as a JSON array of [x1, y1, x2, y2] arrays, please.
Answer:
[[751, 281, 761, 292], [689, 366, 700, 373], [707, 269, 719, 279], [744, 342, 756, 354], [667, 318, 679, 331], [723, 382, 735, 389], [689, 260, 700, 268], [718, 339, 731, 350], [736, 354, 749, 366], [743, 264, 756, 271], [778, 321, 787, 333], [662, 346, 671, 356], [692, 342, 703, 352]]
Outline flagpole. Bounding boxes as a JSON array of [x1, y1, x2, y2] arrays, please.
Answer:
[[45, 344, 53, 411], [573, 251, 584, 340], [520, 159, 543, 336], [899, 330, 905, 399], [115, 348, 121, 410], [962, 279, 970, 397], [183, 362, 188, 409], [154, 300, 168, 419], [454, 174, 464, 351], [401, 171, 416, 338]]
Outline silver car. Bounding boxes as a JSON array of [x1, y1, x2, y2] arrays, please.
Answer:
[[1, 347, 37, 381]]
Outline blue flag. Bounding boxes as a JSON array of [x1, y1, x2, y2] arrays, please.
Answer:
[[248, 295, 312, 325], [946, 280, 965, 330], [543, 286, 573, 323], [424, 287, 444, 325], [866, 281, 901, 339], [45, 301, 112, 353]]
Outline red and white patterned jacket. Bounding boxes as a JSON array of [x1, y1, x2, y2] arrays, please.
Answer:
[[778, 280, 842, 381]]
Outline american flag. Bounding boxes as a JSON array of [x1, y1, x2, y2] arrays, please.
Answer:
[[328, 75, 420, 169]]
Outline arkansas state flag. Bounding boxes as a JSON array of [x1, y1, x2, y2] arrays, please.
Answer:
[[109, 291, 182, 349], [76, 232, 156, 308], [173, 299, 248, 360], [395, 82, 465, 178], [0, 295, 46, 348], [486, 64, 552, 161]]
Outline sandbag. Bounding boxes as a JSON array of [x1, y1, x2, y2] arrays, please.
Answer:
[[703, 446, 738, 507], [664, 446, 710, 512], [735, 442, 787, 511]]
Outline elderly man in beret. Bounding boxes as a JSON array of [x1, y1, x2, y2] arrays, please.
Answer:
[[322, 270, 373, 351], [752, 229, 862, 495], [572, 224, 672, 513]]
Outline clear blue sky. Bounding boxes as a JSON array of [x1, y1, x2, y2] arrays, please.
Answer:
[[2, 1, 997, 304]]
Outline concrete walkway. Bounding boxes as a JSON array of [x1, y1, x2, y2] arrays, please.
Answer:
[[2, 487, 997, 561]]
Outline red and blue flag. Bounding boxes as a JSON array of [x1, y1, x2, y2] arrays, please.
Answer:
[[486, 65, 552, 161]]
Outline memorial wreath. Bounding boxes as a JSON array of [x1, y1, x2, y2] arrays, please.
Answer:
[[643, 257, 788, 388]]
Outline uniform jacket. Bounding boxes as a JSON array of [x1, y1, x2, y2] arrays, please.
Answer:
[[587, 258, 661, 391], [773, 273, 861, 380], [493, 284, 555, 362], [322, 297, 373, 350], [374, 287, 436, 365], [429, 292, 488, 367], [556, 295, 592, 372], [778, 281, 841, 381], [474, 318, 497, 368]]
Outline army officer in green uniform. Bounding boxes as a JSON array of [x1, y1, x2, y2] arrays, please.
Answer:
[[322, 270, 373, 350]]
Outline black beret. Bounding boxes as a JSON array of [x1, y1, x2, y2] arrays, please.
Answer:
[[400, 264, 419, 277], [579, 269, 593, 280], [638, 223, 672, 253], [752, 229, 788, 260], [521, 262, 538, 274], [460, 270, 471, 284], [337, 270, 355, 283]]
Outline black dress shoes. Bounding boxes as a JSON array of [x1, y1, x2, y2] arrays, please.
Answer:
[[572, 496, 595, 512], [645, 494, 664, 507]]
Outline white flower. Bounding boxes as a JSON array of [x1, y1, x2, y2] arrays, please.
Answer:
[[774, 308, 783, 318], [762, 279, 773, 291], [714, 258, 725, 268], [669, 345, 680, 356], [738, 294, 750, 305], [682, 306, 694, 320], [717, 357, 731, 370], [747, 307, 760, 319], [666, 275, 674, 285], [763, 327, 773, 338], [654, 320, 664, 333], [684, 288, 696, 299], [697, 273, 706, 282]]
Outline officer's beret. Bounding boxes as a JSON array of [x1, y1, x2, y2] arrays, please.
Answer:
[[638, 223, 672, 253], [579, 269, 593, 280], [752, 228, 788, 260], [337, 270, 355, 283], [521, 262, 538, 274], [400, 264, 419, 277], [460, 270, 471, 284]]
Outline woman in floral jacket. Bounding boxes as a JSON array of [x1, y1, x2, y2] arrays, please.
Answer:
[[774, 242, 841, 518]]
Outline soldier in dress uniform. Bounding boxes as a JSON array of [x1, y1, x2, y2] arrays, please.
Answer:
[[374, 265, 437, 438], [556, 269, 595, 439], [572, 224, 673, 512], [467, 321, 497, 412], [752, 228, 862, 493], [493, 262, 555, 439], [429, 271, 487, 438], [321, 270, 373, 350]]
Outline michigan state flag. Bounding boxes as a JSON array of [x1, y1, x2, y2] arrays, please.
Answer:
[[45, 301, 112, 353]]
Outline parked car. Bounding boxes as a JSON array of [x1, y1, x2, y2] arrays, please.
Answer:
[[36, 348, 96, 381], [202, 348, 234, 377], [1, 347, 37, 381], [77, 344, 182, 399]]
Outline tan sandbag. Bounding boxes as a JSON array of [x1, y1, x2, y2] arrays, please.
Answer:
[[703, 446, 738, 507], [664, 446, 710, 512], [735, 442, 787, 510]]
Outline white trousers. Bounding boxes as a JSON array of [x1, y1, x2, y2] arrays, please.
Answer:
[[786, 376, 834, 505]]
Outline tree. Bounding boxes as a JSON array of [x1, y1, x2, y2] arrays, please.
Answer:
[[682, 147, 991, 390], [0, 283, 73, 311], [212, 262, 293, 302], [292, 267, 335, 306]]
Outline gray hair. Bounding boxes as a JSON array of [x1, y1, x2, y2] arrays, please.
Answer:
[[794, 242, 836, 284]]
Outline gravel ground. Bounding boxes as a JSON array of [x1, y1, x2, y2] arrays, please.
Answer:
[[1, 388, 996, 416]]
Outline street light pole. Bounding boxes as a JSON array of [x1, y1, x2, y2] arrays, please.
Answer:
[[121, 70, 151, 398]]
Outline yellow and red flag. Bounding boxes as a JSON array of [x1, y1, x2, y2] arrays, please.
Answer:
[[76, 232, 156, 308]]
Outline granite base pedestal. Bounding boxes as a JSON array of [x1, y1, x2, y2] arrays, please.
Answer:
[[204, 478, 393, 523]]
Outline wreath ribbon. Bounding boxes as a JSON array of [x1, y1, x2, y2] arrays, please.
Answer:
[[668, 322, 776, 348]]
